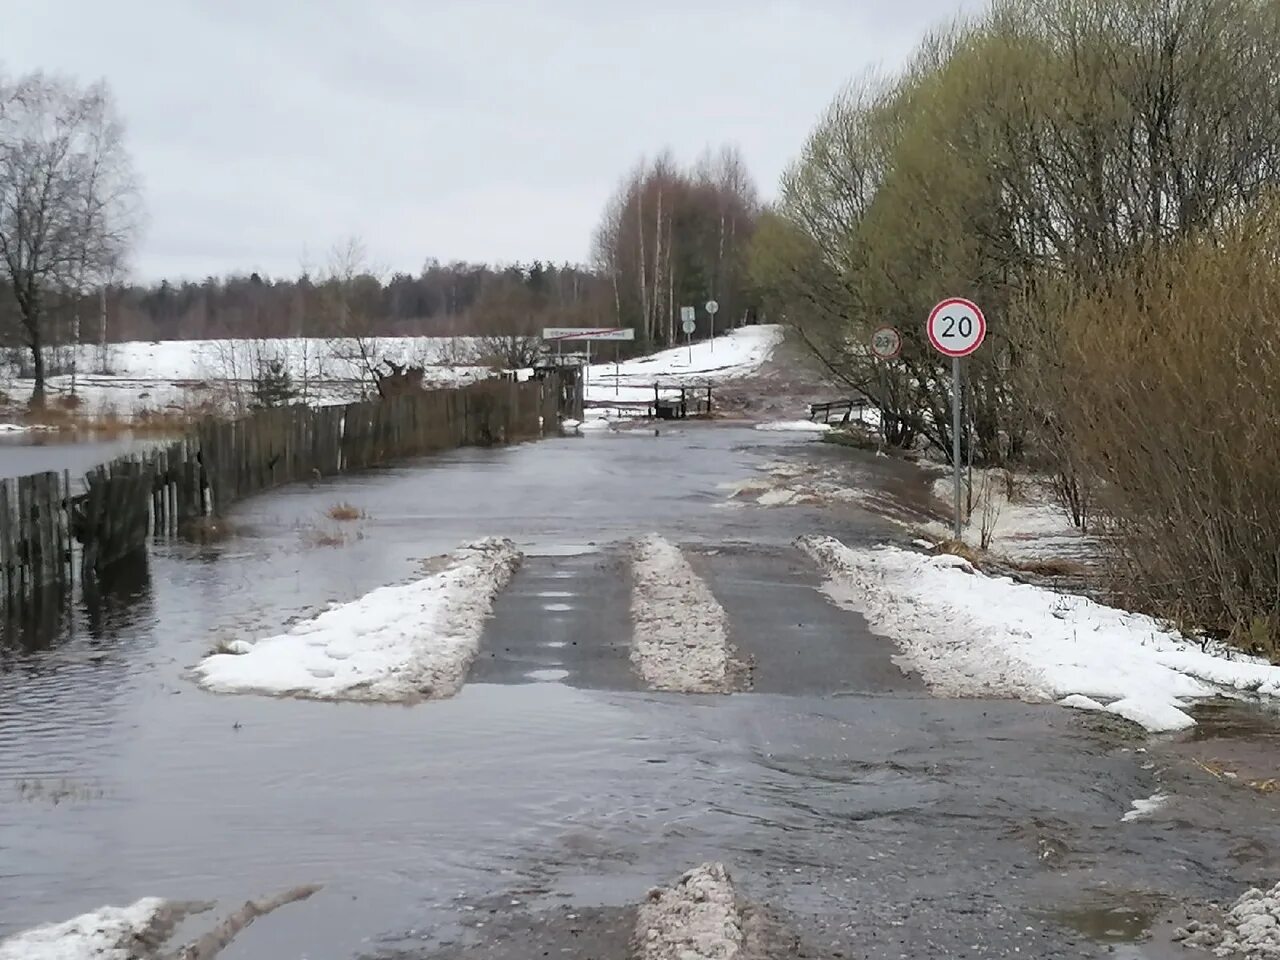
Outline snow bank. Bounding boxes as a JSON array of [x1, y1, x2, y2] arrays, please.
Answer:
[[194, 538, 522, 701], [630, 536, 737, 693], [1181, 881, 1280, 956], [635, 863, 744, 960], [754, 419, 831, 433], [796, 535, 1280, 732], [0, 898, 167, 960]]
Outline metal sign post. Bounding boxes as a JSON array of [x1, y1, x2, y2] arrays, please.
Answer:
[[705, 300, 719, 353], [680, 306, 696, 364], [869, 326, 902, 448], [926, 298, 987, 541]]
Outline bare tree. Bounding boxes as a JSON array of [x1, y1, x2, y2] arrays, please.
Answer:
[[0, 70, 140, 404]]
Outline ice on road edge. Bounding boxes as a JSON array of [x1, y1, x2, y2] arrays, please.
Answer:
[[0, 898, 169, 960], [630, 535, 740, 693], [796, 535, 1280, 732], [194, 537, 523, 701]]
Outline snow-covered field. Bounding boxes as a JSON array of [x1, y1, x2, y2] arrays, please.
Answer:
[[629, 535, 739, 693], [582, 325, 783, 424], [0, 898, 167, 960], [0, 336, 496, 418], [798, 535, 1280, 733], [194, 538, 522, 701]]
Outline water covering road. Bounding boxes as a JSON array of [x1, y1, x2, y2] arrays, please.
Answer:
[[1, 424, 1277, 958]]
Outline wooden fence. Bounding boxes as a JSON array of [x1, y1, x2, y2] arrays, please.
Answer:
[[0, 370, 576, 614]]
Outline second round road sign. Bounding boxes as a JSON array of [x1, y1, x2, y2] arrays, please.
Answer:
[[927, 298, 986, 358], [870, 326, 902, 360]]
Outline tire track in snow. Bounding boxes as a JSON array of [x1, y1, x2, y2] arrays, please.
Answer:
[[629, 535, 742, 693]]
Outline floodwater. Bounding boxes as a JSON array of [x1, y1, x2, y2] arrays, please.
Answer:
[[0, 432, 161, 482], [0, 424, 1274, 958]]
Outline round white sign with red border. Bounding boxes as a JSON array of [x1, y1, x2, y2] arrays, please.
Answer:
[[870, 326, 902, 360], [927, 298, 986, 358]]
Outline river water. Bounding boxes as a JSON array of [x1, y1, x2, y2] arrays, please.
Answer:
[[0, 425, 1273, 958]]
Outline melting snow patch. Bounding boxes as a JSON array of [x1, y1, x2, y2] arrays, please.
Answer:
[[1059, 694, 1106, 711], [630, 535, 738, 693], [1121, 792, 1169, 822], [795, 534, 1280, 732], [194, 538, 522, 701], [1181, 881, 1280, 956], [635, 863, 744, 960], [754, 419, 831, 432], [0, 898, 167, 960]]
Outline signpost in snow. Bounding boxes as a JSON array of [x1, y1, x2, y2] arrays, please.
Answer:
[[680, 306, 696, 363], [926, 298, 986, 541], [705, 300, 719, 353], [542, 327, 636, 392]]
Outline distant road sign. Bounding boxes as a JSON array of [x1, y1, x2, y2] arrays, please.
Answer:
[[926, 298, 985, 358], [542, 327, 635, 342], [705, 300, 719, 315], [682, 318, 696, 335], [870, 326, 902, 360], [680, 306, 695, 324]]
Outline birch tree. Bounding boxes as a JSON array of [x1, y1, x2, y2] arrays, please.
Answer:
[[0, 71, 140, 403]]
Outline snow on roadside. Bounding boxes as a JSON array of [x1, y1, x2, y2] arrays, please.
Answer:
[[754, 419, 831, 433], [0, 898, 167, 960], [1180, 881, 1280, 956], [924, 469, 1093, 562], [630, 535, 738, 693], [795, 535, 1280, 732], [194, 538, 522, 701], [635, 863, 745, 960]]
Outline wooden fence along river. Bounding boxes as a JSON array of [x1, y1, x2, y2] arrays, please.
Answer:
[[0, 372, 575, 614]]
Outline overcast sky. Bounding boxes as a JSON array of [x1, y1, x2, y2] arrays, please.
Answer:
[[2, 0, 970, 283]]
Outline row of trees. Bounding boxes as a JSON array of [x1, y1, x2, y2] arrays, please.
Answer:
[[1, 65, 759, 402], [593, 146, 761, 345], [752, 0, 1280, 645]]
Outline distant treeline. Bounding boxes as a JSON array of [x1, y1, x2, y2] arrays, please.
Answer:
[[0, 260, 612, 346]]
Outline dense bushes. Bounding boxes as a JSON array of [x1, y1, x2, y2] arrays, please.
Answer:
[[753, 0, 1280, 646]]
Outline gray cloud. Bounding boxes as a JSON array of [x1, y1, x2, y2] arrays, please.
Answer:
[[0, 0, 971, 282]]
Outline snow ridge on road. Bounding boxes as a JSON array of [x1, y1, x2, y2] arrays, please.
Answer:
[[635, 863, 746, 960], [630, 535, 739, 693], [795, 535, 1280, 732], [0, 898, 168, 960], [195, 538, 523, 701]]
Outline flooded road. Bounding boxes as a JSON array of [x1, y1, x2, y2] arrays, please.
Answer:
[[0, 424, 1273, 958]]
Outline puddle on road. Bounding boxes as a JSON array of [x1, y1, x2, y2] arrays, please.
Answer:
[[1046, 891, 1167, 942], [1189, 699, 1280, 741]]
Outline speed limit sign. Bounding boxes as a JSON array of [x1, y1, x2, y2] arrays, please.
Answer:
[[870, 326, 902, 360], [927, 298, 986, 358]]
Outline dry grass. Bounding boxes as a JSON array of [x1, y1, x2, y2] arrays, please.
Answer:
[[931, 538, 983, 567], [178, 516, 237, 544], [325, 501, 365, 522], [1010, 556, 1090, 579], [304, 527, 352, 548], [20, 401, 212, 437]]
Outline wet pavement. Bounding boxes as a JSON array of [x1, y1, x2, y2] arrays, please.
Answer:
[[0, 423, 1276, 958]]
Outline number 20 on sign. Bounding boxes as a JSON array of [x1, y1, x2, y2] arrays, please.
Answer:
[[927, 297, 986, 358]]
